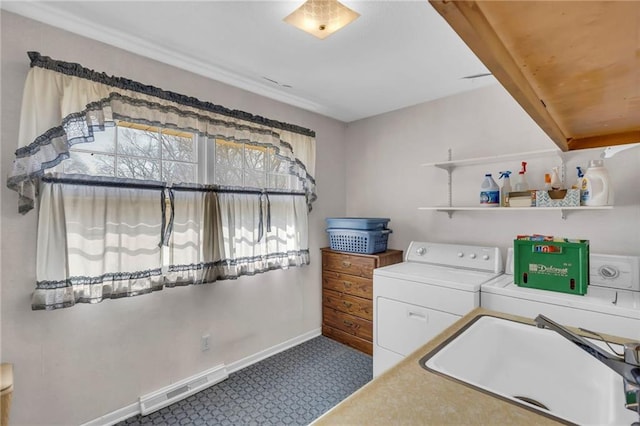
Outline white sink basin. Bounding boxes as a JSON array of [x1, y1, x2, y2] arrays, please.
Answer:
[[421, 315, 638, 425]]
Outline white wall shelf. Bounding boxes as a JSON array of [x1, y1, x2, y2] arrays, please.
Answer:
[[420, 148, 613, 219], [420, 148, 563, 171], [418, 205, 613, 219]]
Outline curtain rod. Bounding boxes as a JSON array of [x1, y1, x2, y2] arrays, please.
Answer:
[[41, 176, 306, 197]]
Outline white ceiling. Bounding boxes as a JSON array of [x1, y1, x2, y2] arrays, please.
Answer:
[[2, 0, 497, 123]]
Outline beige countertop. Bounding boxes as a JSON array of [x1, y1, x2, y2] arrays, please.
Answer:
[[313, 308, 566, 425]]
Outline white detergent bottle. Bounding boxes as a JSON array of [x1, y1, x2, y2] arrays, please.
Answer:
[[582, 159, 613, 206], [513, 162, 529, 191], [480, 173, 500, 207], [498, 171, 512, 207]]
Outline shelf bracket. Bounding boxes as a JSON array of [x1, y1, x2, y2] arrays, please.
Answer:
[[447, 148, 453, 210]]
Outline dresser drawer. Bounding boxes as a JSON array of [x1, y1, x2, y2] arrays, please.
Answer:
[[323, 307, 373, 341], [322, 251, 377, 279], [323, 289, 373, 321], [322, 325, 373, 355], [322, 271, 372, 299]]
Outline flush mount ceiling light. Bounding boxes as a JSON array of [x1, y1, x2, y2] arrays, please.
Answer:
[[283, 0, 360, 40]]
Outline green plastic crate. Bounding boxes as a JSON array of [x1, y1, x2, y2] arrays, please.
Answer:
[[513, 239, 589, 295]]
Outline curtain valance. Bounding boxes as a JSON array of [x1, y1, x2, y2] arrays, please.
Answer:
[[7, 52, 317, 213]]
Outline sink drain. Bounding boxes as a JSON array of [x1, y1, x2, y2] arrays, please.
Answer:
[[513, 396, 550, 411]]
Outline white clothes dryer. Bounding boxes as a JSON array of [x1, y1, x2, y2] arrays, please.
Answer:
[[373, 241, 503, 377]]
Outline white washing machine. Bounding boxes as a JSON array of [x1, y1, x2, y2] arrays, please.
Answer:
[[482, 249, 640, 340], [373, 241, 503, 377]]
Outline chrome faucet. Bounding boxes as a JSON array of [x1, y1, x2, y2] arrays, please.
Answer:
[[534, 315, 640, 423]]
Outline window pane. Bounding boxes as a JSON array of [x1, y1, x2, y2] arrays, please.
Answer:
[[117, 128, 160, 159], [71, 127, 116, 153], [267, 149, 288, 173], [269, 174, 301, 190], [244, 170, 266, 188], [216, 140, 243, 168], [63, 151, 115, 177], [215, 165, 242, 186], [116, 157, 161, 181], [244, 146, 265, 171], [162, 133, 195, 162], [163, 161, 195, 184]]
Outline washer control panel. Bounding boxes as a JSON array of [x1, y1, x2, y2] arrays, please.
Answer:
[[407, 241, 503, 273], [590, 253, 640, 291]]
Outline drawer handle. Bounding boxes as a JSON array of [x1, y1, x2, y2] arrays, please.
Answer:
[[342, 280, 353, 288], [342, 301, 353, 309], [408, 311, 427, 321], [343, 320, 354, 327], [341, 260, 352, 268]]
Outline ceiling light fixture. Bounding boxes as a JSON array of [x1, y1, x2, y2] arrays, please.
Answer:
[[283, 0, 360, 40]]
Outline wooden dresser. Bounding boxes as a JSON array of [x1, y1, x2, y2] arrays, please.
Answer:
[[321, 248, 404, 355]]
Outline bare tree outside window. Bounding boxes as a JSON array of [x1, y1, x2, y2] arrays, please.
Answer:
[[58, 123, 196, 184]]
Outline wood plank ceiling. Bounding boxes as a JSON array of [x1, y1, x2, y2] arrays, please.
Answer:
[[430, 1, 640, 152]]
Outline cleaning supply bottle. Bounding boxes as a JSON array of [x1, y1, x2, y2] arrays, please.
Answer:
[[581, 159, 612, 206], [498, 171, 512, 207], [480, 173, 500, 207], [573, 167, 584, 189], [572, 167, 585, 204], [551, 166, 562, 190], [513, 162, 529, 191]]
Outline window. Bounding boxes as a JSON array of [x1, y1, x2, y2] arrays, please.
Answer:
[[56, 122, 299, 192], [56, 121, 198, 184], [214, 139, 300, 190]]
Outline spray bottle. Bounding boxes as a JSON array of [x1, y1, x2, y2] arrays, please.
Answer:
[[513, 162, 529, 192], [572, 167, 585, 204], [499, 171, 512, 207]]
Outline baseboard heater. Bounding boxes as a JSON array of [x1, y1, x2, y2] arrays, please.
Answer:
[[139, 364, 228, 415]]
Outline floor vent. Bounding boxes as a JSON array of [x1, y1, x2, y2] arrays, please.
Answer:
[[139, 364, 228, 415]]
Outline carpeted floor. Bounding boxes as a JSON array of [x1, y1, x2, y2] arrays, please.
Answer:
[[118, 336, 372, 425]]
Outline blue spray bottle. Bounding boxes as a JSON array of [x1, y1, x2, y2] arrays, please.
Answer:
[[499, 171, 512, 207], [573, 166, 585, 205]]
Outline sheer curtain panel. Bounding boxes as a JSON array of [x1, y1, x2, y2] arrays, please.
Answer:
[[34, 177, 165, 309]]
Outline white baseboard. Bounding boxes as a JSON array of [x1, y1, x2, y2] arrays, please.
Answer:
[[81, 328, 322, 426], [81, 402, 140, 426], [227, 328, 321, 373]]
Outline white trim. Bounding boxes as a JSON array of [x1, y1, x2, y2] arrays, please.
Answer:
[[0, 2, 334, 119], [227, 328, 321, 373], [79, 328, 322, 426], [80, 402, 139, 426]]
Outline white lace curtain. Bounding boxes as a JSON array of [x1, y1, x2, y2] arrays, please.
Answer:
[[9, 52, 316, 310]]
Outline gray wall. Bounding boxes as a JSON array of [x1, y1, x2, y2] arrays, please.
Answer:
[[344, 84, 640, 257], [1, 11, 346, 425]]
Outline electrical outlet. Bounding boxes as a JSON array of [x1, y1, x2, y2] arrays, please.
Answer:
[[201, 334, 210, 352]]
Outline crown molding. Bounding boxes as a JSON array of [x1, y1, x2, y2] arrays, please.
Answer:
[[2, 2, 337, 120]]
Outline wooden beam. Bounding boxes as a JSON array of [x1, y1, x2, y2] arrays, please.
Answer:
[[429, 0, 570, 151], [568, 130, 640, 151]]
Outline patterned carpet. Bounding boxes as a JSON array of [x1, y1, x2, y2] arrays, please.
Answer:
[[119, 336, 372, 425]]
